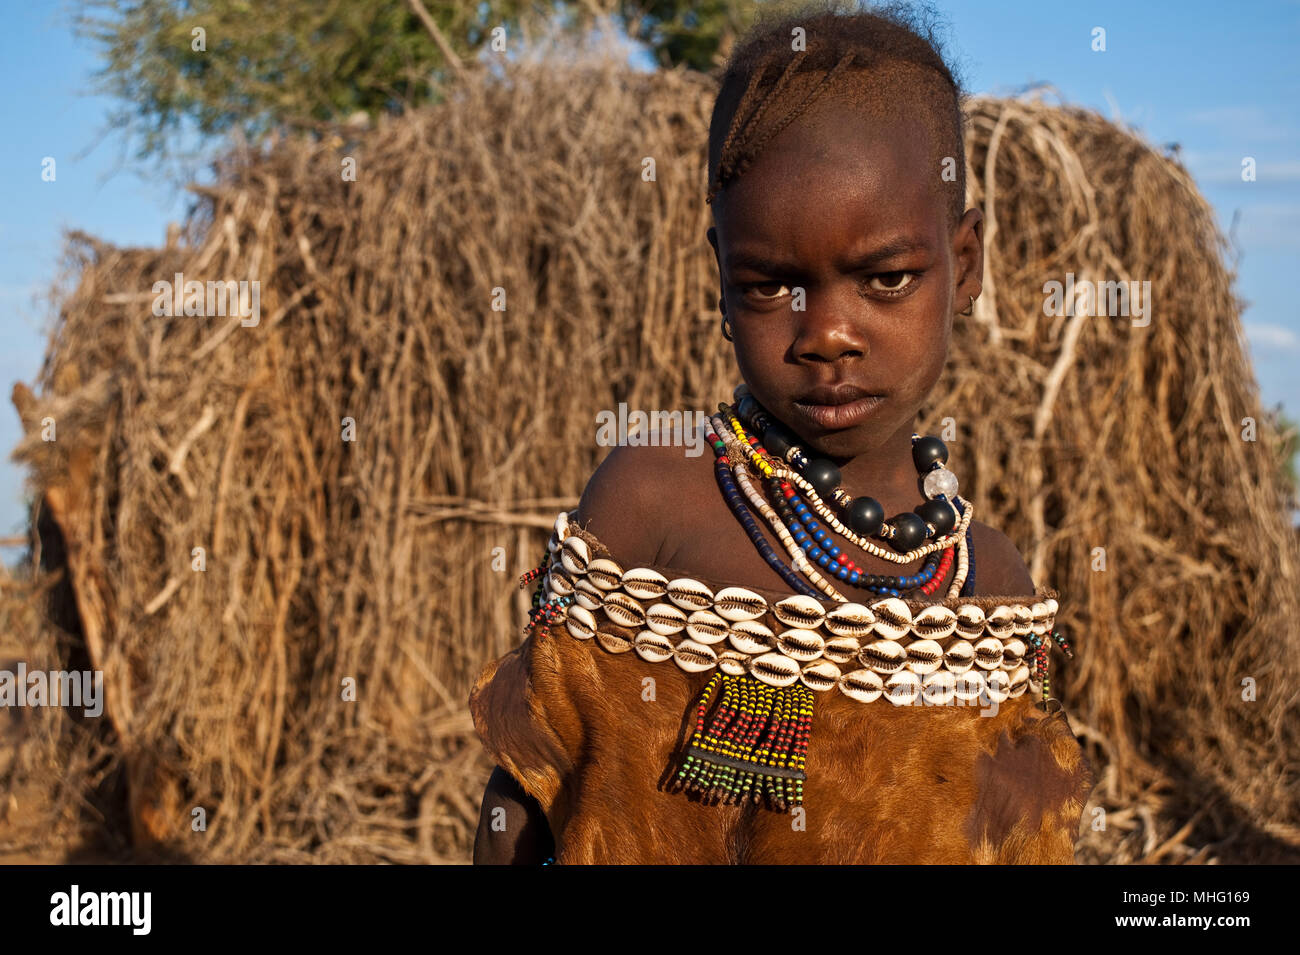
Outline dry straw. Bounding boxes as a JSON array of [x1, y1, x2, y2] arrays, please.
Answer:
[[3, 46, 1298, 863]]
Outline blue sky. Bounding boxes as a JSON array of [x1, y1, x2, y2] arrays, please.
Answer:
[[2, 0, 1298, 556]]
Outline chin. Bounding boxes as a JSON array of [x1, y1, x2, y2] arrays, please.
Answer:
[[799, 425, 878, 461]]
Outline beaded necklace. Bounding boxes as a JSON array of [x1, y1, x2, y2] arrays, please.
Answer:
[[708, 388, 975, 601]]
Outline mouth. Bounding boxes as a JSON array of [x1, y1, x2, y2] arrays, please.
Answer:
[[791, 384, 886, 430]]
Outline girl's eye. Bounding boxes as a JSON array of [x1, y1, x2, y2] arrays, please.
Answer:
[[867, 272, 918, 294], [742, 282, 790, 301]]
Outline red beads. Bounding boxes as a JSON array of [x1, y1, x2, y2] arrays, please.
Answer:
[[918, 545, 955, 596]]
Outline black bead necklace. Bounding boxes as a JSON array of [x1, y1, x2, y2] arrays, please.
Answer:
[[733, 386, 961, 553]]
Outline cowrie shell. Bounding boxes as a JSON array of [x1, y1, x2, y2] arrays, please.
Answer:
[[922, 670, 956, 706], [826, 603, 875, 638], [713, 587, 768, 622], [560, 536, 590, 576], [634, 630, 674, 663], [870, 597, 913, 639], [984, 669, 1011, 703], [586, 558, 624, 591], [944, 639, 975, 674], [1030, 602, 1051, 636], [674, 639, 718, 673], [822, 635, 861, 665], [986, 606, 1015, 638], [954, 669, 986, 702], [728, 619, 775, 655], [974, 637, 1004, 670], [800, 660, 841, 692], [774, 594, 826, 630], [776, 628, 825, 662], [1008, 665, 1030, 698], [573, 578, 603, 611], [885, 670, 921, 706], [546, 568, 574, 597], [1044, 597, 1059, 616], [595, 627, 633, 654], [717, 649, 749, 676], [905, 639, 944, 675], [749, 652, 800, 688], [666, 578, 714, 612], [1012, 604, 1033, 636], [602, 592, 645, 629], [553, 512, 569, 539], [565, 605, 596, 640], [859, 639, 906, 674], [686, 610, 729, 645], [838, 669, 884, 703], [644, 602, 687, 636], [955, 603, 986, 638], [1000, 637, 1026, 670], [912, 605, 957, 640], [574, 589, 603, 613], [623, 568, 668, 600]]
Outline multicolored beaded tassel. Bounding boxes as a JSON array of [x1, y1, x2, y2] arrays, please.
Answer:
[[671, 671, 813, 811], [1028, 627, 1073, 702], [520, 551, 570, 637]]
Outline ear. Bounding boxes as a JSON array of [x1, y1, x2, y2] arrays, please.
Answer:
[[952, 207, 984, 306], [706, 226, 725, 309]]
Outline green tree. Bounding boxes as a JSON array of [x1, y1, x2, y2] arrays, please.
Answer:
[[1268, 406, 1300, 508], [76, 0, 766, 164]]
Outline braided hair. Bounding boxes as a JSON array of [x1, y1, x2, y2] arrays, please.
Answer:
[[706, 1, 969, 231]]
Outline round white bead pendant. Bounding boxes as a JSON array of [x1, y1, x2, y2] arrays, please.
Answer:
[[923, 466, 959, 500]]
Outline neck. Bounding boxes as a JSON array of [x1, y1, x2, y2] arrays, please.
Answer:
[[827, 419, 926, 514]]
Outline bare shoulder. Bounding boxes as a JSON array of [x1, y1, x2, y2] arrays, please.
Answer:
[[572, 443, 708, 568], [967, 520, 1036, 596]]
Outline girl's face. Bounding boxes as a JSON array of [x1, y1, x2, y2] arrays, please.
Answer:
[[708, 97, 983, 463]]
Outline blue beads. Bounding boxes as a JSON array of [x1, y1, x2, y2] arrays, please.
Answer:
[[777, 484, 944, 596], [711, 426, 956, 599], [711, 456, 822, 599], [955, 497, 976, 597]]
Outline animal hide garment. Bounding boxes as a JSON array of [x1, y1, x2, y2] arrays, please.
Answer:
[[469, 517, 1095, 864]]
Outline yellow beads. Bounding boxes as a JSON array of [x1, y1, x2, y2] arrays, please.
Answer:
[[725, 408, 775, 476]]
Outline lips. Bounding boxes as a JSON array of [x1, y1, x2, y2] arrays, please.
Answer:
[[792, 383, 885, 430]]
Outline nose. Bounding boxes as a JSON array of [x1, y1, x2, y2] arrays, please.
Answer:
[[790, 289, 869, 364]]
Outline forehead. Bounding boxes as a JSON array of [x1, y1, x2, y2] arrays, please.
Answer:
[[714, 99, 945, 259]]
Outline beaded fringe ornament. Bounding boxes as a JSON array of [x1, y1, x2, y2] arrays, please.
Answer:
[[1029, 626, 1074, 702], [519, 551, 569, 637], [670, 671, 813, 810]]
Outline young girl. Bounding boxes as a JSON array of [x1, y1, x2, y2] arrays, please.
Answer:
[[470, 2, 1094, 864]]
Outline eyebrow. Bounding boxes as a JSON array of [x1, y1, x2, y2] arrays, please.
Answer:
[[725, 237, 932, 276]]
